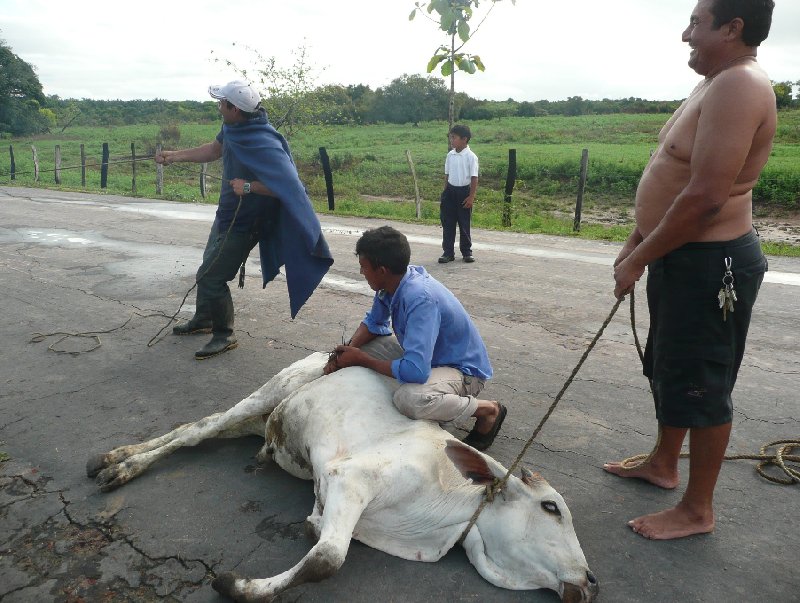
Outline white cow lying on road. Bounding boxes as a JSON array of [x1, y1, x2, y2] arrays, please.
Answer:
[[87, 350, 598, 603]]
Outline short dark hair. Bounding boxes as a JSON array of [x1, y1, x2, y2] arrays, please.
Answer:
[[710, 0, 774, 46], [355, 226, 411, 275], [449, 124, 472, 142], [224, 99, 259, 120]]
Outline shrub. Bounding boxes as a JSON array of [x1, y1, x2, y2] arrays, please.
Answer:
[[158, 124, 181, 148]]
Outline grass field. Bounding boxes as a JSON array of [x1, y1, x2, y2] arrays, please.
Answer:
[[4, 112, 799, 255]]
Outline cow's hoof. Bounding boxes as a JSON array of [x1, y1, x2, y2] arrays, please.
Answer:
[[212, 572, 241, 599], [86, 454, 108, 478], [95, 467, 126, 492]]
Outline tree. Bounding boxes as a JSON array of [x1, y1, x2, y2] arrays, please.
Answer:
[[346, 84, 377, 123], [308, 84, 359, 125], [771, 80, 794, 109], [410, 0, 515, 132], [0, 36, 49, 136], [371, 74, 449, 125], [564, 96, 590, 117], [214, 43, 326, 137]]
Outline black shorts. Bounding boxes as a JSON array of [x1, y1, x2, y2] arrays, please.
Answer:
[[643, 230, 767, 428]]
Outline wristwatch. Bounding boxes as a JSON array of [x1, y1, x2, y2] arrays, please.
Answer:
[[242, 182, 251, 194]]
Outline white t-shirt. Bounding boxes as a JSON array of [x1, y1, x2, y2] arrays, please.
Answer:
[[445, 146, 479, 187]]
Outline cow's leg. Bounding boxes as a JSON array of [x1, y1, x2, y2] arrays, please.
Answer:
[[86, 412, 268, 479], [90, 412, 267, 492], [304, 483, 326, 542], [86, 420, 198, 478], [213, 475, 369, 602], [88, 352, 329, 490]]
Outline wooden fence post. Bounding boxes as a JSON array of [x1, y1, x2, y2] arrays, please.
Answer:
[[200, 163, 207, 198], [502, 149, 517, 227], [31, 145, 39, 181], [54, 145, 62, 184], [155, 143, 163, 195], [131, 142, 137, 195], [9, 145, 15, 181], [80, 144, 86, 187], [573, 148, 589, 232], [405, 150, 422, 219], [319, 147, 334, 210], [100, 143, 109, 189]]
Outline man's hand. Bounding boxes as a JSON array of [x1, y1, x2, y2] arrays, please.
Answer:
[[613, 256, 645, 299], [154, 150, 175, 165], [462, 195, 474, 209], [323, 345, 365, 375], [230, 178, 249, 196]]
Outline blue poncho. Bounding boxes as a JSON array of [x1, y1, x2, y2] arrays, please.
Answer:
[[222, 110, 333, 318]]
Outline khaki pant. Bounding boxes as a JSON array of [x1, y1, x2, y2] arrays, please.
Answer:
[[363, 336, 485, 425]]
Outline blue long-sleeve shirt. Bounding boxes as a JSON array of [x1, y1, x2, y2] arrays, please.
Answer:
[[362, 265, 493, 384]]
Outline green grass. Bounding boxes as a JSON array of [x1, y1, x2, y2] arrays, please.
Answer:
[[4, 112, 799, 251], [761, 241, 800, 257]]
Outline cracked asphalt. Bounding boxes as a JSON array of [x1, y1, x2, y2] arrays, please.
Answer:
[[1, 185, 797, 602]]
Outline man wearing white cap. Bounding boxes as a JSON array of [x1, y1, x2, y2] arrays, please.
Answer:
[[155, 80, 333, 359]]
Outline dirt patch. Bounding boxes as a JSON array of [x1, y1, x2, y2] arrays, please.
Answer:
[[749, 215, 800, 245], [358, 194, 800, 246], [360, 194, 408, 204], [577, 205, 800, 246]]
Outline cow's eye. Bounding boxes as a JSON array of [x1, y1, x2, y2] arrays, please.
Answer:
[[541, 501, 561, 517]]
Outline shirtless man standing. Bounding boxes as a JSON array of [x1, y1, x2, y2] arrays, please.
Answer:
[[604, 0, 776, 540]]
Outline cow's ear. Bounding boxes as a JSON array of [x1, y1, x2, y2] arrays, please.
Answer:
[[445, 440, 495, 485]]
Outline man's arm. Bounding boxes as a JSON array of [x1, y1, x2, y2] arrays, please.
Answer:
[[615, 227, 644, 268], [155, 140, 222, 165], [614, 70, 768, 297], [229, 178, 276, 197]]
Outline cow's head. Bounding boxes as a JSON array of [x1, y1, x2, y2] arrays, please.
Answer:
[[446, 441, 598, 603]]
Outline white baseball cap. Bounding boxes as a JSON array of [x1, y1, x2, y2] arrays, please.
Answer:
[[208, 80, 261, 112]]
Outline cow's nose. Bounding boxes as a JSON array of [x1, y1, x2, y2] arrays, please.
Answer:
[[585, 569, 599, 600]]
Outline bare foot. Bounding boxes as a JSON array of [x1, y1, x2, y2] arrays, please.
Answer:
[[603, 458, 679, 489], [628, 503, 715, 540]]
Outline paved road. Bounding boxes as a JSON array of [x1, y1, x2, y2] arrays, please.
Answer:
[[1, 186, 797, 602]]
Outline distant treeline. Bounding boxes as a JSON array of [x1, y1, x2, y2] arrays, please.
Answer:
[[46, 98, 220, 129], [30, 74, 800, 134], [43, 76, 685, 131]]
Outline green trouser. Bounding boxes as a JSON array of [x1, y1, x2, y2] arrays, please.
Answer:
[[194, 220, 261, 334]]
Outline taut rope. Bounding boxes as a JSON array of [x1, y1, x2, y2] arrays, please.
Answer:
[[459, 295, 626, 544], [459, 292, 798, 543]]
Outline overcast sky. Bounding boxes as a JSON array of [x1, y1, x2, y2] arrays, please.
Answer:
[[3, 0, 799, 103]]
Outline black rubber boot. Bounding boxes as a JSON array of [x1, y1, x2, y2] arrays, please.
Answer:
[[195, 296, 238, 359], [173, 299, 212, 335]]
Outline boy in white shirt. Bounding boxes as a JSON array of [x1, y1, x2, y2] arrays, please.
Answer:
[[439, 124, 479, 263]]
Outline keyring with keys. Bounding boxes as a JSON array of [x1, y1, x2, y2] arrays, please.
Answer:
[[717, 256, 737, 321]]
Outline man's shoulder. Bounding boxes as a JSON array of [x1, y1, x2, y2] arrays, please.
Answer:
[[401, 266, 440, 296], [706, 64, 775, 110]]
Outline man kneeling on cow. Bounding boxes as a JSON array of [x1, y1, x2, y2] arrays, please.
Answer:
[[324, 225, 506, 450]]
